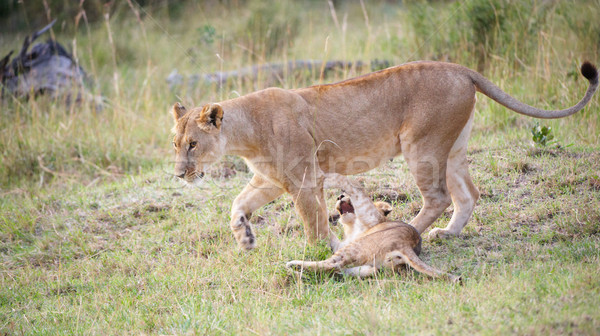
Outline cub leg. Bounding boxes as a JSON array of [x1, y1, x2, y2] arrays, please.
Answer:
[[430, 114, 479, 239], [386, 248, 461, 283], [230, 174, 284, 250], [287, 261, 377, 278], [286, 253, 352, 272], [343, 266, 378, 278]]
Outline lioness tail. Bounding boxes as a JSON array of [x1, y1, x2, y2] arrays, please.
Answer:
[[471, 61, 598, 119]]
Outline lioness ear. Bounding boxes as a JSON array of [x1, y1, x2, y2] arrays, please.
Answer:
[[196, 103, 224, 131], [171, 102, 187, 122]]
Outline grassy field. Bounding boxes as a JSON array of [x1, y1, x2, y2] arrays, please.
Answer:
[[1, 0, 599, 334]]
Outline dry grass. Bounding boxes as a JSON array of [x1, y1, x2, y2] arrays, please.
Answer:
[[1, 0, 599, 334]]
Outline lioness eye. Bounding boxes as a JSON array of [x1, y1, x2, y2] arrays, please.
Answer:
[[172, 141, 177, 148], [189, 141, 197, 149]]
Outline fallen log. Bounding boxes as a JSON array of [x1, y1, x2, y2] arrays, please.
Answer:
[[1, 20, 102, 108], [167, 59, 391, 89]]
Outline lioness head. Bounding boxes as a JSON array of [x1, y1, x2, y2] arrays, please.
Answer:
[[170, 102, 225, 183]]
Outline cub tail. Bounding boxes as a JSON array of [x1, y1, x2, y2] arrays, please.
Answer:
[[386, 248, 462, 284]]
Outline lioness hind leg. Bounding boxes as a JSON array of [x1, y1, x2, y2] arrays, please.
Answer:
[[401, 139, 452, 235], [230, 175, 284, 250], [387, 249, 461, 283], [429, 154, 479, 239], [430, 112, 479, 239], [401, 95, 475, 235]]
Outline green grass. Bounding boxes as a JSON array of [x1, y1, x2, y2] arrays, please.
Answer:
[[1, 0, 599, 334], [1, 146, 599, 334]]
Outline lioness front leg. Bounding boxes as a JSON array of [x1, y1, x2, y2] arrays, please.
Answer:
[[230, 174, 284, 250], [288, 177, 334, 248]]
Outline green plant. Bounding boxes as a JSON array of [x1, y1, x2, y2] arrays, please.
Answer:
[[531, 123, 555, 147], [198, 24, 216, 45]]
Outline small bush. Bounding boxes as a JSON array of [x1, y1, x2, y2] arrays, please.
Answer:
[[531, 123, 555, 147]]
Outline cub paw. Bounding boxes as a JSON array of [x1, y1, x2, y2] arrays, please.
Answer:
[[428, 228, 458, 240], [286, 260, 304, 271], [450, 275, 463, 285], [329, 233, 341, 253], [231, 215, 256, 251]]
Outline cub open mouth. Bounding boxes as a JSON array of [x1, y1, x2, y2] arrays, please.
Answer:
[[339, 201, 355, 214], [336, 195, 355, 215]]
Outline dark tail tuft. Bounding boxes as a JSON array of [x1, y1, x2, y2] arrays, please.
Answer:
[[581, 61, 598, 84]]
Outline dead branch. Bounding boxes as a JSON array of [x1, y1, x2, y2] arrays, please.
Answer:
[[1, 20, 102, 109], [167, 59, 391, 89]]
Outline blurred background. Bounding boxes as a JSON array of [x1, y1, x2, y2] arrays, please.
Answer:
[[1, 0, 598, 190]]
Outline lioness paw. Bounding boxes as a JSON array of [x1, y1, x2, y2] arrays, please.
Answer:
[[231, 216, 256, 251], [428, 228, 459, 240]]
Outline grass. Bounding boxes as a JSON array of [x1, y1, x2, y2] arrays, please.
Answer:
[[2, 146, 599, 334], [1, 0, 599, 334]]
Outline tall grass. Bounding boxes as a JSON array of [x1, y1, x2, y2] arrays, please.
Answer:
[[0, 0, 598, 191], [1, 1, 599, 334]]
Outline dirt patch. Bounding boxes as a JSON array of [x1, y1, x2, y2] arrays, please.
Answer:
[[511, 161, 535, 174], [253, 215, 267, 228], [527, 147, 559, 157], [144, 203, 171, 212], [272, 218, 303, 237], [48, 284, 78, 296], [588, 177, 600, 190], [478, 187, 502, 201], [373, 189, 409, 203], [527, 147, 585, 159]]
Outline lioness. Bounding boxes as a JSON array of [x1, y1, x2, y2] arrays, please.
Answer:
[[171, 61, 598, 250], [287, 173, 460, 282]]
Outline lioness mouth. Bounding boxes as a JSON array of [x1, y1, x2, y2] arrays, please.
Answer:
[[185, 171, 204, 182]]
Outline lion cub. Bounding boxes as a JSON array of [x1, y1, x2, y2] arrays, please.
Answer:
[[287, 174, 461, 282]]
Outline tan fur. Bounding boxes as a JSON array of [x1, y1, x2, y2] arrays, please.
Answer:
[[287, 174, 460, 282], [170, 61, 598, 250], [287, 222, 460, 282], [335, 198, 391, 251]]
